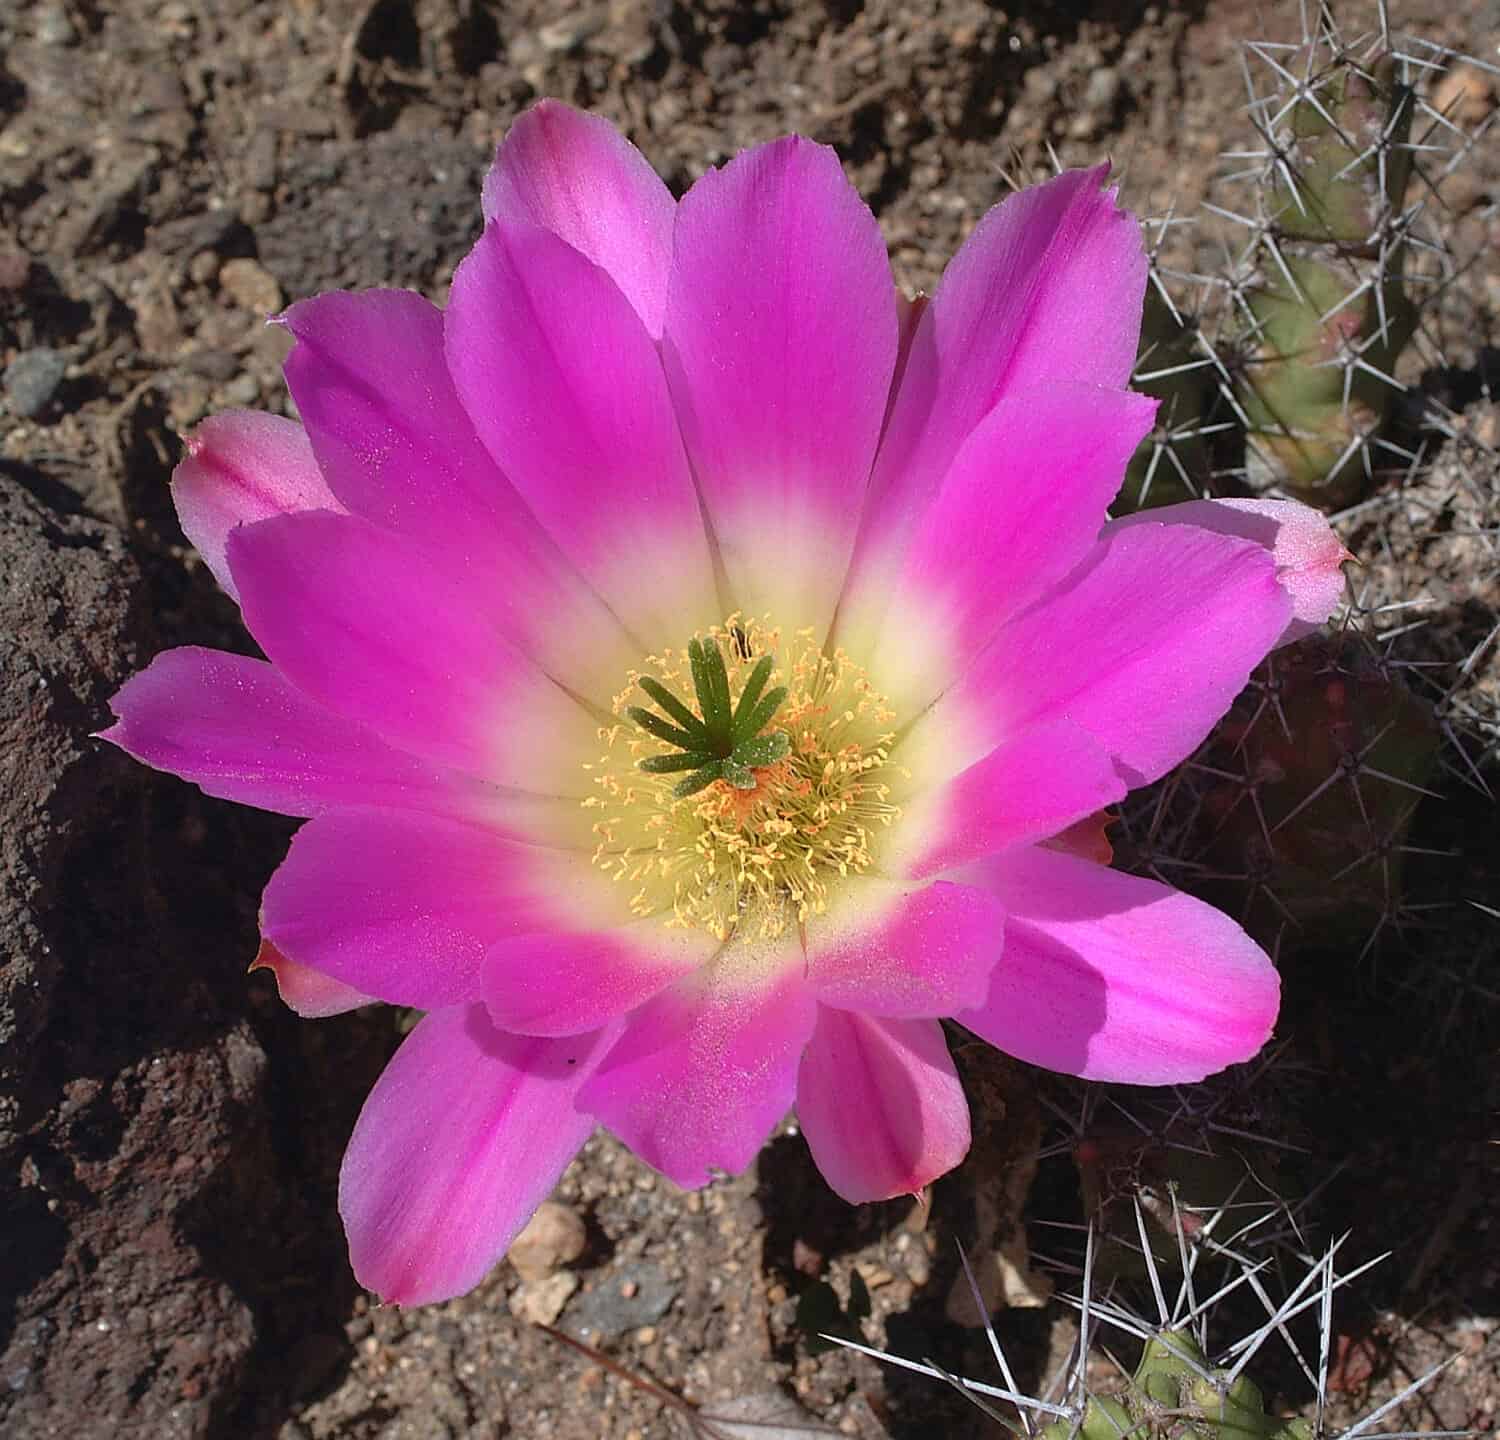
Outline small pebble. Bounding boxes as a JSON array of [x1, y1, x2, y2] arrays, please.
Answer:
[[188, 251, 220, 287], [34, 2, 77, 45], [508, 1200, 587, 1284], [507, 1271, 578, 1326], [4, 348, 67, 419], [221, 373, 260, 407], [1085, 67, 1122, 110], [0, 247, 30, 290], [219, 257, 283, 315]]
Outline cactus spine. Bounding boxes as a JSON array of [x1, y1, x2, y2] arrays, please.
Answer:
[[1121, 8, 1490, 512]]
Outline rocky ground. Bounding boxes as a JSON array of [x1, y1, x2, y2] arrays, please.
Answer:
[[2, 1, 1498, 1437]]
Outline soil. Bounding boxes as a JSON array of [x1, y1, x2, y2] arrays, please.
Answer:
[[1, 1, 1498, 1438]]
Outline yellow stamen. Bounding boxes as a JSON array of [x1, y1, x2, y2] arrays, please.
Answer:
[[585, 616, 904, 941]]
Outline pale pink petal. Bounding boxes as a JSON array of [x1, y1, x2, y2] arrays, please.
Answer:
[[886, 721, 1127, 879], [171, 411, 343, 603], [226, 511, 598, 784], [577, 942, 817, 1187], [930, 523, 1291, 788], [797, 1010, 970, 1202], [340, 1003, 613, 1305], [100, 646, 467, 818], [805, 877, 1003, 1018], [481, 923, 719, 1037], [445, 219, 719, 641], [251, 940, 374, 1018], [259, 808, 588, 1010], [661, 137, 897, 630], [954, 846, 1280, 1084], [851, 166, 1147, 580], [482, 100, 675, 337], [859, 384, 1156, 702], [1109, 498, 1348, 646]]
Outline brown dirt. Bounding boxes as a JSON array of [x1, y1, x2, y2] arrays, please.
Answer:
[[2, 1, 1497, 1438]]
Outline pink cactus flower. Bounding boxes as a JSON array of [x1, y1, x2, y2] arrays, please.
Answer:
[[103, 102, 1347, 1306]]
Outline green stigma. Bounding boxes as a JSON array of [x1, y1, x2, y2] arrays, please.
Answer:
[[627, 638, 791, 798]]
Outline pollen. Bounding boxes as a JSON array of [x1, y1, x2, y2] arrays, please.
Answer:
[[583, 616, 904, 942]]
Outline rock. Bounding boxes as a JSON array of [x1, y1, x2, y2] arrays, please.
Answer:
[[566, 1261, 677, 1342], [218, 257, 283, 315], [1431, 62, 1496, 128], [221, 372, 260, 407], [698, 1390, 830, 1437], [4, 348, 67, 418], [34, 2, 78, 47], [1085, 66, 1122, 110], [508, 1200, 587, 1284], [0, 245, 30, 291], [182, 348, 239, 383], [508, 1271, 579, 1326], [0, 473, 381, 1437]]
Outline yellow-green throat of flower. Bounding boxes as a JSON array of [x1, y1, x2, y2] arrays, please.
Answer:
[[583, 616, 903, 942]]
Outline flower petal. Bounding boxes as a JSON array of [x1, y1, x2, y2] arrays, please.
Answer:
[[1109, 498, 1348, 646], [930, 522, 1291, 788], [852, 166, 1147, 581], [955, 845, 1280, 1084], [858, 384, 1156, 703], [260, 808, 612, 1010], [251, 940, 374, 1018], [227, 510, 599, 785], [279, 289, 633, 697], [446, 218, 719, 642], [482, 100, 675, 338], [100, 646, 467, 818], [577, 940, 817, 1187], [340, 1003, 613, 1305], [805, 878, 1003, 1018], [661, 136, 898, 632], [171, 411, 343, 603], [797, 1010, 970, 1202], [481, 922, 720, 1037], [280, 290, 510, 552], [887, 720, 1127, 878]]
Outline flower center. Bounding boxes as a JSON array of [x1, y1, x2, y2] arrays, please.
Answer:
[[583, 617, 903, 941]]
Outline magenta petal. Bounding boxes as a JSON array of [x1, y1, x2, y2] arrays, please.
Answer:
[[1110, 498, 1348, 647], [281, 289, 634, 689], [252, 940, 374, 1018], [857, 166, 1147, 570], [172, 411, 343, 603], [281, 290, 510, 551], [101, 646, 464, 818], [942, 523, 1292, 788], [577, 945, 817, 1187], [482, 101, 675, 337], [445, 219, 717, 639], [481, 924, 717, 1037], [227, 510, 595, 782], [797, 1009, 970, 1202], [340, 1003, 613, 1305], [890, 721, 1127, 879], [806, 878, 1004, 1018], [955, 846, 1280, 1084], [260, 808, 569, 1009], [873, 384, 1157, 698], [661, 136, 897, 629], [282, 289, 615, 645]]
